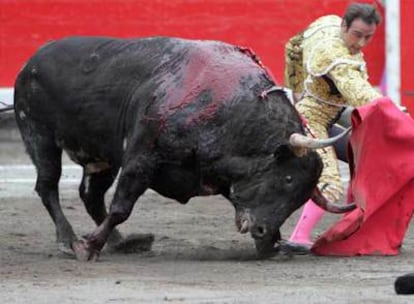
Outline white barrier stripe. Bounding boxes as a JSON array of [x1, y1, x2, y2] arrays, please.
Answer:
[[0, 164, 80, 170], [0, 87, 14, 106], [0, 178, 80, 183]]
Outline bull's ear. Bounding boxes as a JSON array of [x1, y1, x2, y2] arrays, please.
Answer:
[[274, 144, 294, 162]]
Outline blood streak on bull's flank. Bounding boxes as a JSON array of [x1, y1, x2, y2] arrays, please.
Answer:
[[157, 42, 265, 127]]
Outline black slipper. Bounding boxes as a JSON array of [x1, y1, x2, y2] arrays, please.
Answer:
[[279, 240, 312, 255]]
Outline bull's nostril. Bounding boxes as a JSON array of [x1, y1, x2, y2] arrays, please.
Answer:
[[255, 226, 266, 237], [258, 226, 264, 234]]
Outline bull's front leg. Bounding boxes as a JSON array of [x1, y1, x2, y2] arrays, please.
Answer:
[[73, 156, 156, 261]]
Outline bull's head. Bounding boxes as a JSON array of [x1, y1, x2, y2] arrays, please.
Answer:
[[225, 127, 353, 258]]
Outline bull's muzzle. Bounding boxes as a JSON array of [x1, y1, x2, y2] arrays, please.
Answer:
[[237, 212, 268, 239], [235, 208, 280, 258]]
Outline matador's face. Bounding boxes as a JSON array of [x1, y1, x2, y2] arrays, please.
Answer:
[[341, 17, 377, 55]]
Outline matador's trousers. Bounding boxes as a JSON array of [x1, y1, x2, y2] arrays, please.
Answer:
[[296, 97, 344, 203]]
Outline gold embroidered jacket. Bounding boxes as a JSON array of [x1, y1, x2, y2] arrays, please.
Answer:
[[284, 15, 381, 202], [285, 15, 381, 128]]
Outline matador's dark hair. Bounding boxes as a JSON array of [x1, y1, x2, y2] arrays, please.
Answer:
[[343, 3, 382, 27]]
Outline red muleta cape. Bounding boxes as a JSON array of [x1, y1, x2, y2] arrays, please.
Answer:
[[312, 97, 414, 256]]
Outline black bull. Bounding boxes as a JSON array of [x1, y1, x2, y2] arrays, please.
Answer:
[[14, 36, 352, 261]]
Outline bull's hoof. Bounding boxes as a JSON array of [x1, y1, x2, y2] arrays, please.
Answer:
[[72, 240, 100, 262], [58, 242, 76, 256], [395, 273, 414, 295], [110, 233, 154, 254], [57, 234, 78, 256]]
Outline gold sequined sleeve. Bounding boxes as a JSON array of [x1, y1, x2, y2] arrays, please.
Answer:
[[284, 32, 304, 94], [328, 64, 382, 107], [307, 38, 381, 106]]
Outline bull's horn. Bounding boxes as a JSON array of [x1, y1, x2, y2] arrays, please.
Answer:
[[311, 188, 356, 214], [289, 126, 351, 149]]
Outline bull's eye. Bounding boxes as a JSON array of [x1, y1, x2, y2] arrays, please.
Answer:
[[285, 175, 293, 184]]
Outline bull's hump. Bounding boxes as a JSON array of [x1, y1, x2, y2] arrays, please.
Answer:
[[157, 41, 263, 125]]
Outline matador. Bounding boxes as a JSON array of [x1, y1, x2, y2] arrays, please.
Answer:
[[284, 3, 383, 253]]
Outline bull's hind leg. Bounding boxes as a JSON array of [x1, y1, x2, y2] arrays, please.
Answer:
[[18, 123, 77, 254]]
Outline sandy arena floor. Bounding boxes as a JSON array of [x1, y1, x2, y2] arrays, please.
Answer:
[[1, 138, 413, 304]]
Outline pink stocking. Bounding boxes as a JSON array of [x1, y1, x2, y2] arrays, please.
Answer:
[[289, 199, 325, 245]]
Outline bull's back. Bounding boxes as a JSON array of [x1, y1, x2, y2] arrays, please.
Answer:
[[14, 36, 243, 126], [14, 37, 140, 163], [14, 36, 273, 163], [14, 37, 175, 159], [14, 36, 159, 122]]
